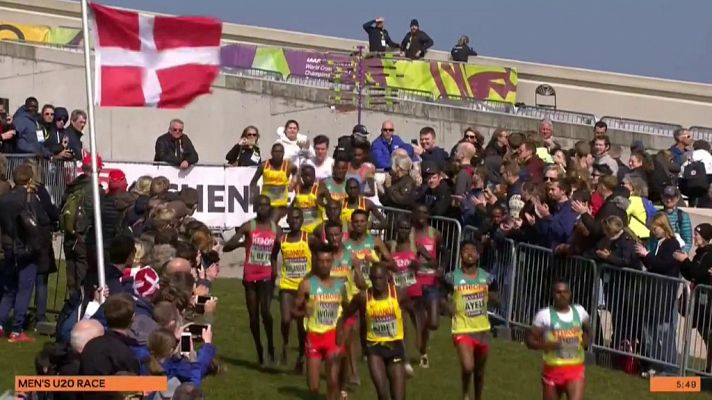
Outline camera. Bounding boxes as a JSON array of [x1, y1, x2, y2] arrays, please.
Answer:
[[201, 250, 220, 268]]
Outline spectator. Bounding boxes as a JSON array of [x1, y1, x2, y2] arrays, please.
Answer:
[[225, 125, 261, 166], [39, 104, 54, 142], [621, 174, 652, 244], [450, 35, 477, 62], [451, 127, 485, 161], [61, 110, 87, 161], [551, 148, 567, 173], [482, 128, 509, 183], [572, 140, 594, 177], [413, 126, 449, 171], [0, 102, 17, 153], [670, 128, 692, 167], [154, 119, 200, 169], [380, 151, 417, 209], [102, 170, 133, 247], [596, 215, 640, 269], [594, 121, 608, 139], [371, 120, 413, 171], [400, 19, 433, 59], [534, 178, 576, 248], [453, 142, 476, 196], [80, 294, 140, 378], [334, 124, 371, 160], [13, 97, 51, 157], [593, 135, 618, 175], [173, 383, 205, 400], [517, 140, 544, 184], [538, 117, 561, 153], [659, 185, 692, 254], [274, 119, 314, 167], [0, 154, 10, 196], [609, 144, 629, 180], [0, 165, 52, 343], [66, 319, 105, 372], [501, 160, 523, 204], [417, 162, 453, 217], [649, 150, 679, 203], [362, 17, 399, 52], [310, 135, 334, 180], [679, 139, 712, 206], [62, 153, 104, 299], [84, 234, 135, 298], [572, 175, 628, 246], [45, 107, 75, 160]]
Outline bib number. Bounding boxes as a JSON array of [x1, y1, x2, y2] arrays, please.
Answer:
[[285, 259, 308, 279], [303, 208, 318, 224], [316, 302, 339, 327], [263, 185, 286, 201], [249, 247, 272, 266], [463, 292, 485, 318], [372, 319, 397, 338], [394, 270, 416, 288]]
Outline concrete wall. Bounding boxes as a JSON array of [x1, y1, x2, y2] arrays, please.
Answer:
[[1, 0, 711, 128], [0, 41, 680, 163]]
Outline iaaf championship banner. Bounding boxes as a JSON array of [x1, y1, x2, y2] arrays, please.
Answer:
[[0, 21, 83, 46], [220, 43, 518, 104], [103, 162, 261, 229]]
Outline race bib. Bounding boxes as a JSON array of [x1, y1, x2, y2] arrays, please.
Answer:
[[263, 185, 286, 200], [303, 208, 319, 224], [557, 337, 581, 359], [463, 291, 485, 318], [316, 302, 339, 326], [372, 318, 397, 338], [249, 246, 272, 266], [380, 39, 386, 47], [393, 270, 416, 288], [250, 152, 261, 163], [285, 258, 308, 279]]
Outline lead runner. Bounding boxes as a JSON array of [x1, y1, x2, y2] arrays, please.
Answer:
[[526, 279, 591, 400]]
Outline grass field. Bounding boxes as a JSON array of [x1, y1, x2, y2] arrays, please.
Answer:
[[0, 277, 710, 399]]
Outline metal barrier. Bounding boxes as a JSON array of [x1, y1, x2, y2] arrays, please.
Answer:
[[691, 126, 712, 143], [515, 106, 596, 126], [600, 116, 682, 137], [682, 284, 712, 377], [591, 264, 688, 374], [377, 206, 462, 271], [222, 66, 283, 81], [3, 154, 76, 205], [465, 226, 516, 326], [509, 243, 599, 336]]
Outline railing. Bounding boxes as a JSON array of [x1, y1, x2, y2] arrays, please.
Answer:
[[682, 284, 712, 377], [515, 105, 596, 126], [691, 126, 712, 143], [600, 116, 682, 137], [3, 154, 77, 204]]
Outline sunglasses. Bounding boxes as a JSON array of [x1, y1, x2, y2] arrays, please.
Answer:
[[171, 128, 183, 133], [544, 177, 558, 182], [382, 128, 394, 132], [465, 135, 476, 140], [44, 112, 54, 116], [245, 133, 257, 137]]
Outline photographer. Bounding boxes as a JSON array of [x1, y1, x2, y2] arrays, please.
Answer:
[[225, 125, 261, 166]]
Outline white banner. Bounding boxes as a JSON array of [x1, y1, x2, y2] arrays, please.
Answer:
[[103, 162, 260, 229]]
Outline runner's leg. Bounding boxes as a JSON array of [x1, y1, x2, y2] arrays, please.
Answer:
[[307, 355, 322, 395], [244, 282, 264, 364], [565, 378, 585, 400], [472, 348, 488, 400], [279, 290, 293, 364], [387, 356, 406, 400], [326, 353, 343, 400], [456, 342, 474, 400], [258, 280, 276, 362], [349, 319, 361, 384], [367, 353, 390, 400], [295, 314, 307, 372]]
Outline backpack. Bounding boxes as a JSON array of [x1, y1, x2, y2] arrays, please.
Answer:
[[60, 189, 89, 236], [680, 160, 708, 197]]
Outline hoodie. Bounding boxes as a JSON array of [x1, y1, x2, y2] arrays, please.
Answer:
[[12, 104, 51, 157], [274, 126, 314, 167], [45, 106, 69, 155]]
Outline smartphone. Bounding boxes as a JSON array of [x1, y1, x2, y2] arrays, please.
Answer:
[[180, 332, 192, 355], [186, 323, 209, 340], [410, 139, 418, 145], [197, 295, 217, 304]]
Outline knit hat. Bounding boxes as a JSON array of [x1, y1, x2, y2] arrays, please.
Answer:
[[696, 223, 712, 242], [107, 169, 128, 194], [410, 19, 419, 27], [133, 266, 160, 299]]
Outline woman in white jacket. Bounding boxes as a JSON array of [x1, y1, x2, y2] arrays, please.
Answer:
[[274, 120, 315, 168]]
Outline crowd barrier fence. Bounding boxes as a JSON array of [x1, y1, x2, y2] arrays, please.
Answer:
[[682, 284, 712, 377], [3, 154, 77, 205], [376, 206, 462, 272]]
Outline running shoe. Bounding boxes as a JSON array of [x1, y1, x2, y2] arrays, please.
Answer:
[[641, 369, 657, 379], [419, 354, 430, 368], [8, 332, 35, 343], [404, 362, 414, 377], [340, 390, 349, 399]]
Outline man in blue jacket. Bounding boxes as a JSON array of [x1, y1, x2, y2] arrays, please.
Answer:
[[534, 179, 577, 249], [370, 120, 414, 170], [12, 97, 52, 157]]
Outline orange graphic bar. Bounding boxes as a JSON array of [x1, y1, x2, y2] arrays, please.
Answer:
[[649, 376, 700, 393], [15, 376, 167, 392]]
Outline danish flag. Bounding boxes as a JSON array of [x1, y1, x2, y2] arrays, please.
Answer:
[[89, 3, 222, 108]]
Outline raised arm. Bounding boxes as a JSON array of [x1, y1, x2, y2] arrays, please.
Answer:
[[223, 222, 249, 252]]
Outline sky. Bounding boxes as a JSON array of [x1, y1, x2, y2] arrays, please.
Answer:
[[98, 0, 712, 84]]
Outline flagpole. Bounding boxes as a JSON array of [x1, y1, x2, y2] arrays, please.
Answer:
[[80, 0, 107, 295]]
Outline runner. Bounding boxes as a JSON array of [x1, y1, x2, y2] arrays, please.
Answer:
[[389, 217, 423, 376], [325, 220, 367, 394], [411, 204, 443, 368], [341, 177, 386, 229], [292, 243, 348, 400], [250, 143, 297, 222], [342, 263, 408, 400], [224, 195, 281, 366], [278, 207, 311, 372], [318, 157, 350, 207], [448, 240, 497, 400], [293, 164, 322, 233], [312, 198, 349, 246], [345, 141, 377, 196], [345, 209, 392, 383], [526, 279, 591, 400]]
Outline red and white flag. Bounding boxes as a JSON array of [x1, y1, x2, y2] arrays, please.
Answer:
[[90, 3, 222, 108]]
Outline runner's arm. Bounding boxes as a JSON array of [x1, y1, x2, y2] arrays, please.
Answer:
[[250, 162, 264, 188], [271, 228, 282, 280], [526, 316, 560, 351], [352, 258, 369, 291], [374, 237, 392, 262], [582, 318, 592, 349], [342, 292, 365, 320], [223, 222, 249, 252], [288, 161, 299, 191], [292, 279, 310, 318], [316, 181, 331, 208], [366, 199, 386, 229]]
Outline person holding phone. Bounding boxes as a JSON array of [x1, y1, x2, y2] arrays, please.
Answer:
[[147, 325, 216, 386], [225, 125, 261, 166]]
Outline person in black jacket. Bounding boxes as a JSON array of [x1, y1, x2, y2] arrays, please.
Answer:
[[363, 17, 400, 52], [0, 164, 51, 342], [450, 35, 477, 62], [400, 19, 433, 59], [572, 175, 628, 251], [154, 119, 199, 169], [417, 162, 453, 217], [675, 223, 712, 372], [225, 125, 261, 166], [334, 124, 371, 160]]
